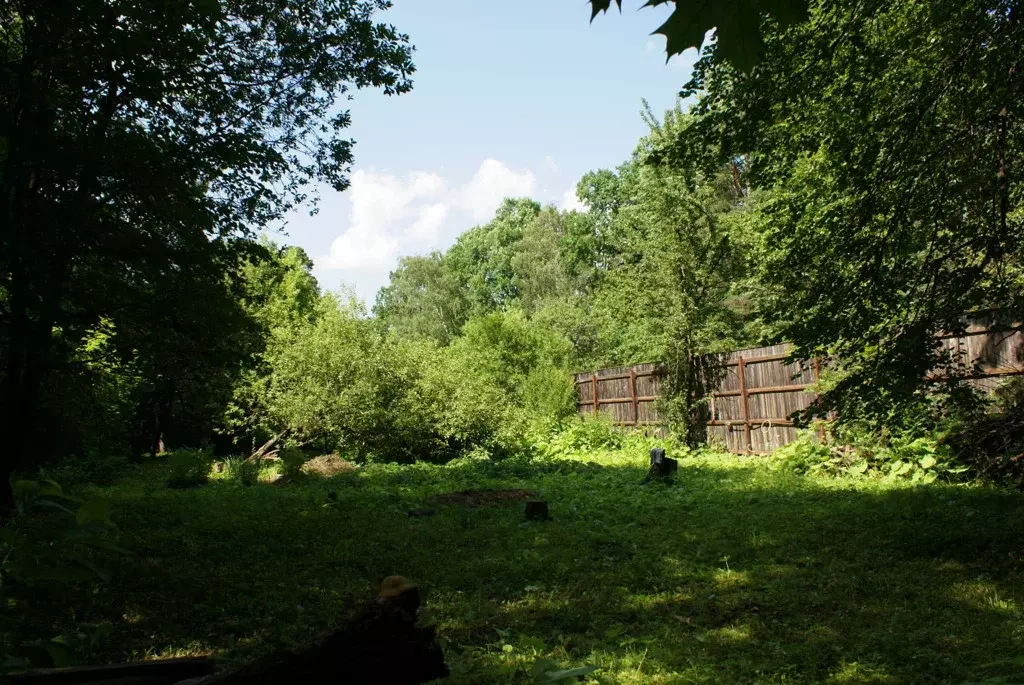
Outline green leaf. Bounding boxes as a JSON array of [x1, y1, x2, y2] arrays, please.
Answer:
[[919, 455, 937, 470], [33, 500, 77, 517], [76, 498, 111, 526], [38, 480, 65, 498], [43, 640, 72, 667], [589, 0, 810, 71], [589, 0, 620, 21], [531, 658, 558, 677], [39, 563, 102, 583]]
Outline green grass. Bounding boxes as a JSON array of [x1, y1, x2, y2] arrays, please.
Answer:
[[22, 445, 1024, 684]]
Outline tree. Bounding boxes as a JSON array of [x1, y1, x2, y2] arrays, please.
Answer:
[[0, 0, 414, 506], [374, 252, 469, 345], [680, 0, 1023, 427], [446, 198, 542, 315], [511, 208, 574, 314], [259, 293, 404, 457]]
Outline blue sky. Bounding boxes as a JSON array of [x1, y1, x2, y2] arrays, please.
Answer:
[[279, 0, 699, 304]]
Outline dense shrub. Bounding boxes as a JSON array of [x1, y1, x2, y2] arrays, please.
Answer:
[[775, 427, 967, 484], [940, 380, 1024, 487], [277, 447, 308, 480], [166, 448, 213, 488], [222, 457, 262, 486]]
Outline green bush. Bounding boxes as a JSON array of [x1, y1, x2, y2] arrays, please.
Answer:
[[940, 382, 1024, 487], [222, 456, 262, 486], [775, 427, 967, 483], [166, 448, 213, 488], [37, 454, 128, 488], [277, 447, 308, 479], [536, 414, 624, 458], [2, 479, 124, 672]]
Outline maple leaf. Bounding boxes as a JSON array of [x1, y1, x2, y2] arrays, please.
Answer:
[[588, 0, 809, 71]]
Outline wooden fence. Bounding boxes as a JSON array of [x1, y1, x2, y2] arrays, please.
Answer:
[[575, 314, 1024, 454]]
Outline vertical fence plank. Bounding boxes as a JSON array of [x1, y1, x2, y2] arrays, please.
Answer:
[[591, 373, 599, 417], [738, 356, 750, 453], [812, 358, 825, 442], [629, 367, 638, 426]]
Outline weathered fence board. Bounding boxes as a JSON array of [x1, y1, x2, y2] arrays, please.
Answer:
[[575, 316, 1023, 454]]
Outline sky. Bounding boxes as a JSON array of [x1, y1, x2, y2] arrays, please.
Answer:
[[277, 0, 700, 305]]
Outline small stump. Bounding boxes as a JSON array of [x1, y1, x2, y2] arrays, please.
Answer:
[[525, 500, 550, 521], [643, 448, 678, 484]]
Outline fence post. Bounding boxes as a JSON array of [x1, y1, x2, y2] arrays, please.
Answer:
[[591, 373, 599, 417], [629, 367, 638, 426], [738, 356, 751, 453]]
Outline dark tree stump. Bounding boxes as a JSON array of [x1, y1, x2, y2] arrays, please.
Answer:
[[525, 500, 550, 521]]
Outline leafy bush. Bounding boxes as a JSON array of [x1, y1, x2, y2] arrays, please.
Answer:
[[166, 448, 213, 488], [222, 456, 262, 486], [2, 480, 125, 672], [37, 454, 128, 488], [940, 387, 1024, 488], [775, 428, 967, 483], [535, 414, 625, 459], [278, 447, 308, 480]]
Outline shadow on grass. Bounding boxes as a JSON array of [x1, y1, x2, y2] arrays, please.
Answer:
[[30, 456, 1024, 683]]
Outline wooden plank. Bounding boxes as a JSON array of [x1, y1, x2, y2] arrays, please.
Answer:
[[709, 419, 795, 427], [713, 383, 814, 397], [575, 327, 1024, 454], [738, 357, 750, 453], [7, 658, 215, 685], [595, 395, 659, 404], [629, 367, 639, 426], [720, 352, 792, 367]]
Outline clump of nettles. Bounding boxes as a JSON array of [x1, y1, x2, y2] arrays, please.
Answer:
[[775, 428, 966, 484]]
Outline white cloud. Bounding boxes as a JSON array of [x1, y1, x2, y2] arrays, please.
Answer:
[[315, 159, 542, 303], [543, 155, 558, 173], [560, 186, 587, 213], [408, 202, 448, 242], [457, 159, 536, 220], [319, 169, 446, 270]]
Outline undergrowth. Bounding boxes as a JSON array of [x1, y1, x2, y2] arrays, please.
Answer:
[[6, 423, 1023, 684]]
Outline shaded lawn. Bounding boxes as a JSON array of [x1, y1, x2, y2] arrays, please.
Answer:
[[27, 449, 1024, 684]]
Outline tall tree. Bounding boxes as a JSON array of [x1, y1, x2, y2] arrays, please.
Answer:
[[589, 107, 760, 441], [446, 198, 541, 315], [682, 0, 1023, 426], [0, 0, 414, 505], [374, 252, 469, 345]]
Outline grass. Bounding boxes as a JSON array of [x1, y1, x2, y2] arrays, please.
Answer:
[[20, 442, 1024, 684]]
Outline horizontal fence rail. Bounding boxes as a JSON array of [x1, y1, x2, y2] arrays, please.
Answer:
[[575, 314, 1024, 454]]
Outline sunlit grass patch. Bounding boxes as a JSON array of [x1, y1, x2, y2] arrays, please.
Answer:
[[16, 446, 1024, 684]]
